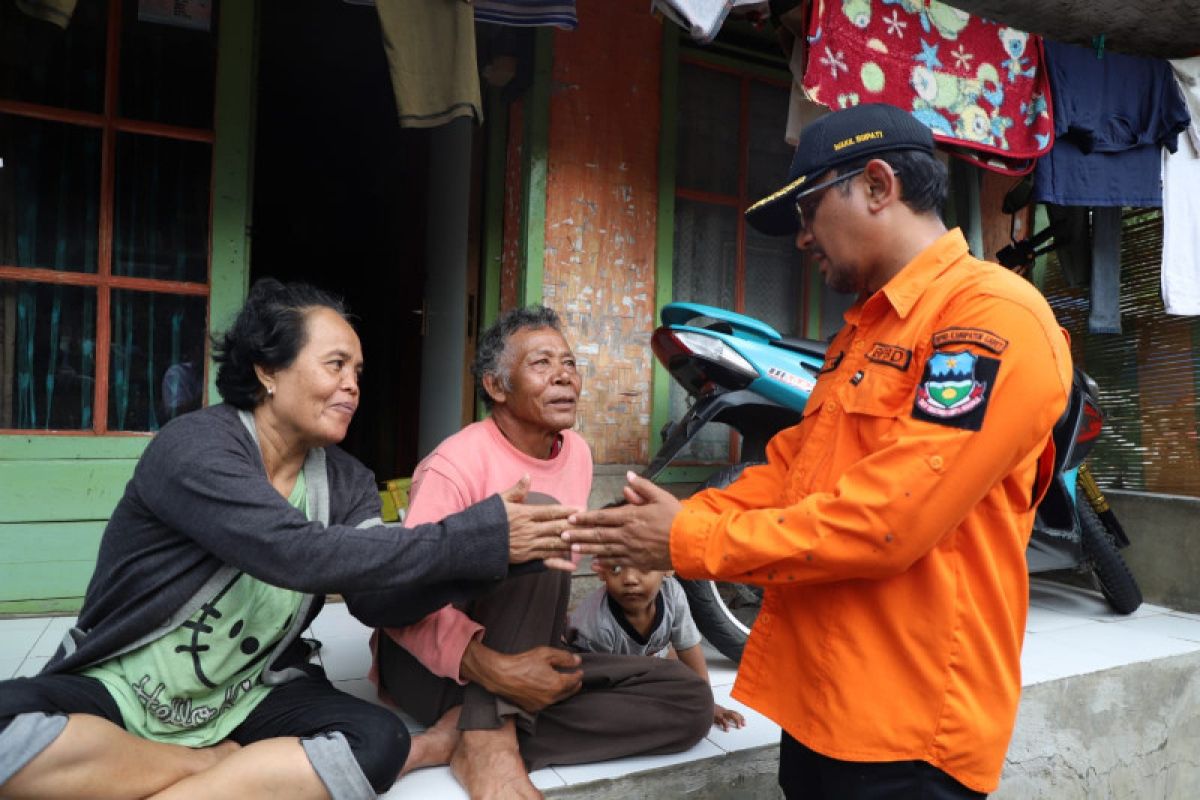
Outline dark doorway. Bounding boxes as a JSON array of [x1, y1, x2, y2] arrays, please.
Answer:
[[251, 0, 427, 481]]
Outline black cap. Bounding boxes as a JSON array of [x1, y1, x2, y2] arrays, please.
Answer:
[[745, 103, 935, 236]]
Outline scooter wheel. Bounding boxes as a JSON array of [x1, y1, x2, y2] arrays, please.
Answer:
[[678, 578, 760, 663], [678, 463, 764, 663], [1077, 484, 1142, 614]]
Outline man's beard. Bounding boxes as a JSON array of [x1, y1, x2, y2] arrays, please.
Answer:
[[822, 260, 859, 294]]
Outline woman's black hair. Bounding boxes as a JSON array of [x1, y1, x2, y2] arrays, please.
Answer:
[[472, 305, 563, 408], [212, 278, 348, 409]]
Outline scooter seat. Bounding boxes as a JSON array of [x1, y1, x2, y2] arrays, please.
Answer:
[[771, 336, 828, 358]]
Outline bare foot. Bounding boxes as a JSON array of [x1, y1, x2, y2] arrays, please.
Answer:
[[398, 706, 463, 778], [450, 719, 542, 800]]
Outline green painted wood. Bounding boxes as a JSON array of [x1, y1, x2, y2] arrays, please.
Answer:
[[0, 435, 149, 461], [477, 90, 508, 422], [0, 460, 134, 522], [0, 561, 98, 603], [0, 598, 83, 615], [805, 264, 823, 339], [519, 28, 552, 307], [208, 0, 259, 401], [481, 89, 507, 333], [650, 26, 681, 460], [0, 521, 106, 563]]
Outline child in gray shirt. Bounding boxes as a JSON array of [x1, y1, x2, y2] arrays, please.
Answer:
[[570, 565, 745, 731]]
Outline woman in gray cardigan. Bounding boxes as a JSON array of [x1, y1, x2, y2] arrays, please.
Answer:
[[0, 279, 578, 800]]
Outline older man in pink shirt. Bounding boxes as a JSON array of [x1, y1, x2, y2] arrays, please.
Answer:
[[374, 306, 711, 799]]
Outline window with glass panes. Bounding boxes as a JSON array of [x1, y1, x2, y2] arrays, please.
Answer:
[[668, 57, 800, 463], [0, 0, 218, 434]]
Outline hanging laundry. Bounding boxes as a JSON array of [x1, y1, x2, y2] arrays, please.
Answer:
[[800, 0, 1054, 175], [786, 39, 828, 146], [375, 0, 482, 128], [1032, 42, 1190, 207], [1089, 207, 1123, 334], [14, 0, 76, 29], [773, 0, 826, 145], [1169, 58, 1200, 134], [475, 1, 578, 30], [652, 0, 764, 44], [1044, 204, 1090, 289], [1161, 57, 1200, 316]]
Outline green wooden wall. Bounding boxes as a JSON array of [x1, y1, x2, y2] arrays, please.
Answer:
[[0, 2, 258, 615]]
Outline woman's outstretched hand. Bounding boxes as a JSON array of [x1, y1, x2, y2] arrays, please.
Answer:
[[501, 476, 579, 572]]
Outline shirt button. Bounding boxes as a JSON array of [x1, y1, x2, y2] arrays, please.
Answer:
[[852, 341, 865, 352], [929, 455, 945, 471]]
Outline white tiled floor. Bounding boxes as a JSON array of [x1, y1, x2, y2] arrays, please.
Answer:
[[4, 579, 1200, 797]]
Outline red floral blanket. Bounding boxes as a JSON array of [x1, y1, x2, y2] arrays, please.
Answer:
[[802, 0, 1054, 175]]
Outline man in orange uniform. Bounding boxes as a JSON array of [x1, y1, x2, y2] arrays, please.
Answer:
[[566, 103, 1073, 798]]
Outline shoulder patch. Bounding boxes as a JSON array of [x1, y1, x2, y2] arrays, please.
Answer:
[[931, 327, 1009, 354], [866, 342, 912, 371], [912, 349, 1000, 431]]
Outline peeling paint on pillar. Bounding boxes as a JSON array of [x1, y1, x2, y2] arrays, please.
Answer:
[[542, 0, 662, 464]]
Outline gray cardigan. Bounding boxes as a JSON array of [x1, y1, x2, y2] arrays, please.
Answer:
[[45, 403, 513, 679]]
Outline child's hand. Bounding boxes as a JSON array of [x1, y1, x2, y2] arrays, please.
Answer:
[[713, 703, 745, 731]]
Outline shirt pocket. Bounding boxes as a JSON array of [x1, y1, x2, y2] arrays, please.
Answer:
[[841, 368, 917, 449]]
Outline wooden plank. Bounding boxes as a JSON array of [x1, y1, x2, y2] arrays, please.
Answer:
[[0, 597, 83, 615], [519, 28, 553, 307], [481, 89, 508, 335], [0, 435, 149, 461], [208, 0, 259, 400], [0, 560, 96, 603], [0, 460, 134, 522], [0, 521, 106, 564]]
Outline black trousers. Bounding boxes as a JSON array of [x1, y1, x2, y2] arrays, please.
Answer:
[[0, 666, 407, 794], [778, 732, 987, 800]]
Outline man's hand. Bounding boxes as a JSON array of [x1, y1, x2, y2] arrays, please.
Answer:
[[501, 476, 579, 572], [461, 640, 583, 713], [564, 472, 679, 571]]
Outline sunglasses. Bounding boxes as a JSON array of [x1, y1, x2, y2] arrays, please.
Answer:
[[792, 167, 867, 232]]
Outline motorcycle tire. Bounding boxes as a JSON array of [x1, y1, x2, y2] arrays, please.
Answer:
[[1077, 483, 1142, 615], [677, 463, 763, 663]]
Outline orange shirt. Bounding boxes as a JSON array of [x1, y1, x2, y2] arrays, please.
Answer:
[[670, 229, 1072, 793]]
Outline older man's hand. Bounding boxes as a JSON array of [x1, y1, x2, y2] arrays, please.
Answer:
[[501, 476, 579, 572], [564, 472, 680, 571], [462, 641, 583, 713]]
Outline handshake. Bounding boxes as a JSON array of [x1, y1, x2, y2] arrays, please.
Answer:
[[500, 471, 680, 573]]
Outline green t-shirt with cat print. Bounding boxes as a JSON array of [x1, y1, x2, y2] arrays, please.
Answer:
[[83, 472, 308, 746]]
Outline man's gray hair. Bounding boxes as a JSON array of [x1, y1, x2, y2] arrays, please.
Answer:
[[473, 305, 564, 408]]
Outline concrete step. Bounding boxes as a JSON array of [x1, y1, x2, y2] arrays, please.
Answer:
[[390, 580, 1200, 799], [5, 580, 1198, 798]]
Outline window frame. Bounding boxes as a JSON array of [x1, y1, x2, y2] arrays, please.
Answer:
[[0, 0, 216, 436]]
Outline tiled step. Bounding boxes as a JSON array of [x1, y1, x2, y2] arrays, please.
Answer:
[[4, 580, 1199, 798]]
